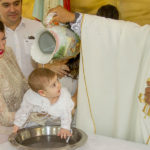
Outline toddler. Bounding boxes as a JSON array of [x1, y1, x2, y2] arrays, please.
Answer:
[[13, 68, 74, 139]]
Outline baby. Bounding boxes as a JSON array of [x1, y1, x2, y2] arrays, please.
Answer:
[[13, 68, 74, 139]]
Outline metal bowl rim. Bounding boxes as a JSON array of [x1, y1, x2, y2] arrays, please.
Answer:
[[9, 126, 88, 150]]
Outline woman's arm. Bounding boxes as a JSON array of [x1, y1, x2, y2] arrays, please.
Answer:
[[0, 94, 15, 126]]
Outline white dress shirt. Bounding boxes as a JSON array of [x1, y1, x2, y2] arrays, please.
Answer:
[[5, 18, 45, 79], [14, 87, 74, 130]]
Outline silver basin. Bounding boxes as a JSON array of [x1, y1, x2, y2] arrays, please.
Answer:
[[9, 126, 87, 150]]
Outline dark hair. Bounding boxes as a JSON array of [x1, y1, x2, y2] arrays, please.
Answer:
[[0, 20, 5, 32], [97, 4, 119, 20], [66, 54, 80, 79]]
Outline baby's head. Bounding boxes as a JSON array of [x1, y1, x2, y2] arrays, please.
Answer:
[[97, 4, 119, 20], [28, 68, 61, 100]]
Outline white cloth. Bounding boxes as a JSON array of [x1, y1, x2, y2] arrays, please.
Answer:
[[5, 18, 44, 79], [14, 88, 74, 130], [76, 134, 150, 150], [76, 14, 150, 144]]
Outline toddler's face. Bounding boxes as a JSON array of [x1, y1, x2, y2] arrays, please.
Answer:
[[44, 75, 61, 100]]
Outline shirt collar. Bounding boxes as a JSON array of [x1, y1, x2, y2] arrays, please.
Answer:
[[5, 17, 26, 32], [20, 17, 26, 27]]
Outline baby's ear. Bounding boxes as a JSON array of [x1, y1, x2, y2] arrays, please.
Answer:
[[38, 90, 46, 96]]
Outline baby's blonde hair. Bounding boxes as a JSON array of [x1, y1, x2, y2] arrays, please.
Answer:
[[28, 68, 56, 92]]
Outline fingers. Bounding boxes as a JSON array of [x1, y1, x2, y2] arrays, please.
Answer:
[[55, 69, 69, 76], [57, 132, 67, 139], [61, 65, 70, 72], [57, 131, 60, 137], [48, 6, 64, 24], [46, 65, 69, 77], [61, 133, 67, 139], [57, 70, 68, 76], [48, 5, 75, 24], [52, 64, 70, 76], [61, 132, 71, 139], [57, 129, 72, 139], [50, 16, 59, 24]]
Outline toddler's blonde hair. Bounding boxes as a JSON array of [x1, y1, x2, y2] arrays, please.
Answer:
[[28, 68, 56, 92]]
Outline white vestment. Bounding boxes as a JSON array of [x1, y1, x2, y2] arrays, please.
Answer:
[[76, 14, 150, 144]]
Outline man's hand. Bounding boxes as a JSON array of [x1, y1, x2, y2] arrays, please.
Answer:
[[49, 64, 70, 77], [13, 125, 19, 133], [39, 60, 70, 77], [57, 128, 72, 139], [48, 6, 75, 24], [145, 80, 150, 104]]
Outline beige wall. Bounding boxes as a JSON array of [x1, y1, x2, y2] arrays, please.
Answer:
[[119, 0, 150, 25], [71, 0, 150, 25], [71, 0, 116, 14]]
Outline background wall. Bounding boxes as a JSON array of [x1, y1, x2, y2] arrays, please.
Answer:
[[22, 0, 35, 19], [71, 0, 150, 25], [119, 0, 150, 25], [71, 0, 116, 14], [22, 0, 150, 25]]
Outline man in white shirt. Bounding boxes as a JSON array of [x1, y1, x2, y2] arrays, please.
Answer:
[[0, 0, 44, 78]]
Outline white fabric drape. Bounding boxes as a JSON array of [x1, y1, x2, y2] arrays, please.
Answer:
[[76, 14, 150, 144]]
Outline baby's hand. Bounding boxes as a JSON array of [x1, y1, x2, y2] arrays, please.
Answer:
[[57, 128, 72, 139], [13, 125, 19, 133]]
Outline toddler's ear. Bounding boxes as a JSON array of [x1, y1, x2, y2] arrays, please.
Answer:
[[38, 90, 46, 97]]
